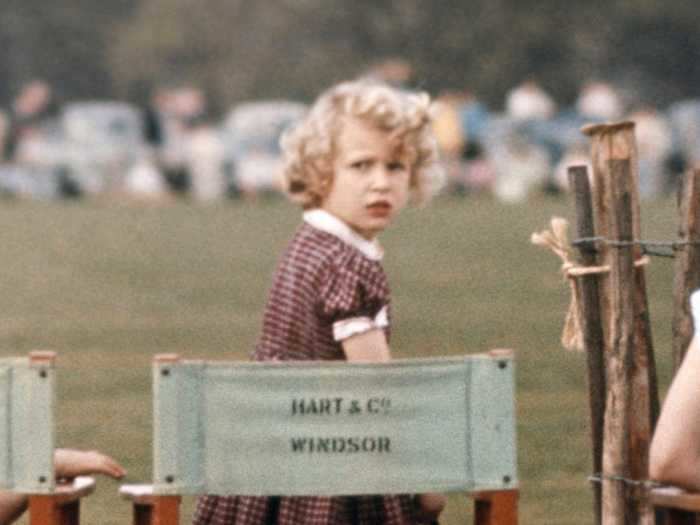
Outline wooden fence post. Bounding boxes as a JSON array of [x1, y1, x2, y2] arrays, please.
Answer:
[[568, 165, 606, 525], [602, 158, 639, 524], [672, 168, 700, 369], [583, 123, 660, 428], [583, 121, 660, 524]]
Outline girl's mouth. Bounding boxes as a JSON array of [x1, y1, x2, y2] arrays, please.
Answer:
[[366, 201, 392, 217]]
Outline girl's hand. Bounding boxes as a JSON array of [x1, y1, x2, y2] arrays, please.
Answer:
[[342, 328, 391, 362], [415, 492, 447, 521], [53, 449, 127, 480]]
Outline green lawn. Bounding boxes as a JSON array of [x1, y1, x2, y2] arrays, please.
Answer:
[[1, 194, 680, 524]]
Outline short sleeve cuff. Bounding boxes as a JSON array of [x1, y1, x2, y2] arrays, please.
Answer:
[[333, 306, 389, 342]]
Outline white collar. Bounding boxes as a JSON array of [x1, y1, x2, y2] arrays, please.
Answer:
[[303, 209, 384, 261]]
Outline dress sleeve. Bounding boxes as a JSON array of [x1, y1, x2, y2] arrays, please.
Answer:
[[317, 258, 388, 342]]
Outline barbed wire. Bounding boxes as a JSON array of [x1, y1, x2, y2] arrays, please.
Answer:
[[588, 473, 662, 489], [572, 237, 700, 259]]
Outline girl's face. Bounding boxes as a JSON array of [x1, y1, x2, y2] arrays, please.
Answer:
[[322, 117, 411, 240]]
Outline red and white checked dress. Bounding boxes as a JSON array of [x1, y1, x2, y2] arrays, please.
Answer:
[[193, 210, 430, 525]]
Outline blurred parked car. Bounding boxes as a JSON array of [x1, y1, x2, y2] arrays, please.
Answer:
[[60, 101, 147, 195], [221, 100, 307, 198]]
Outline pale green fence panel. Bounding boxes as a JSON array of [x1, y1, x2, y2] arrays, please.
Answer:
[[0, 357, 55, 493], [153, 354, 516, 496]]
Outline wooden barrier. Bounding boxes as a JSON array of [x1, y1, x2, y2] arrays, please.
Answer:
[[562, 134, 700, 524], [537, 121, 677, 523], [573, 123, 659, 524]]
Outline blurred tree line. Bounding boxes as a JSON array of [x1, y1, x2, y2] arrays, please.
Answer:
[[1, 0, 699, 112]]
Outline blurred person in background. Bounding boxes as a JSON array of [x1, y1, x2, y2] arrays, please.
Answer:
[[491, 128, 551, 203], [5, 80, 60, 164], [150, 86, 194, 197], [530, 81, 622, 189], [2, 79, 71, 199], [575, 81, 624, 123], [457, 90, 490, 147], [628, 105, 673, 199], [122, 88, 171, 202], [666, 98, 700, 189], [432, 91, 466, 195], [143, 88, 166, 151], [184, 109, 226, 202], [459, 141, 496, 196], [157, 85, 227, 202], [505, 79, 556, 122], [503, 79, 563, 195], [454, 90, 493, 196]]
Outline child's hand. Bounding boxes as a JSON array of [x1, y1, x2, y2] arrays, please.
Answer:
[[692, 289, 700, 335], [415, 492, 447, 521], [53, 449, 127, 480]]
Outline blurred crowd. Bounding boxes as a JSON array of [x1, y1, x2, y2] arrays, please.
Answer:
[[433, 79, 696, 202], [0, 70, 698, 204], [0, 79, 306, 203]]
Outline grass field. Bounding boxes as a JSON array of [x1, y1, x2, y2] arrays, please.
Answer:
[[1, 194, 680, 524]]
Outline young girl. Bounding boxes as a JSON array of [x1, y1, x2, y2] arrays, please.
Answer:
[[193, 80, 446, 525]]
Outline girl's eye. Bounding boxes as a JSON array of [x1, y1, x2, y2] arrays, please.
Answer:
[[388, 161, 406, 172], [351, 160, 372, 171]]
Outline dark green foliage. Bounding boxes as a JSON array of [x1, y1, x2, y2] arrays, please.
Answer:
[[0, 1, 698, 110]]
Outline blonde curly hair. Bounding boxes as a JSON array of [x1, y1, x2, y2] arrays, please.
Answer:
[[280, 80, 441, 208]]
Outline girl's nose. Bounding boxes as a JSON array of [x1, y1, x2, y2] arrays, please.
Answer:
[[371, 167, 391, 189]]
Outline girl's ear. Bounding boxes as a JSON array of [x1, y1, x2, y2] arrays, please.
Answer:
[[312, 174, 333, 208], [319, 171, 334, 195]]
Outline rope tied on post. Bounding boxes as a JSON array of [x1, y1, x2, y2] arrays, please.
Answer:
[[531, 217, 650, 351], [531, 217, 588, 351]]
